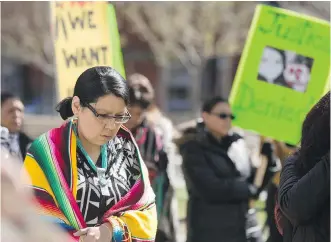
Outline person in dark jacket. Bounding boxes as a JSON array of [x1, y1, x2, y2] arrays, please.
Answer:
[[265, 141, 297, 242], [177, 97, 278, 242], [278, 91, 330, 242], [1, 92, 32, 161]]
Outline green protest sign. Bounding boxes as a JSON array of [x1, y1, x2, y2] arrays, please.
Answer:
[[229, 4, 330, 145]]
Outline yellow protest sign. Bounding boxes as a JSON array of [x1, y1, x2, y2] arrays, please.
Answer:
[[51, 2, 125, 101]]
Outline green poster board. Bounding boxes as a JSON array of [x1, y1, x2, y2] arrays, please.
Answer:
[[107, 4, 126, 79], [229, 4, 330, 145]]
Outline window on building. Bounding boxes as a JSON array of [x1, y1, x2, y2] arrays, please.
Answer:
[[167, 86, 191, 111], [1, 57, 57, 115]]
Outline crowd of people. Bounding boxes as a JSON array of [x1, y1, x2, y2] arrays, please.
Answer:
[[1, 66, 329, 242]]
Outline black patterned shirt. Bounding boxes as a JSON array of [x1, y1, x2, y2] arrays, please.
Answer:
[[76, 135, 141, 226]]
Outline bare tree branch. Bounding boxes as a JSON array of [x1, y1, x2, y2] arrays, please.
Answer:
[[1, 2, 54, 75], [117, 1, 329, 69], [280, 1, 330, 20], [2, 1, 327, 78], [116, 2, 261, 73]]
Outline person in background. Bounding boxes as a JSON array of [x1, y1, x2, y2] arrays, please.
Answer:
[[125, 75, 161, 182], [277, 91, 330, 242], [265, 140, 297, 242], [145, 83, 181, 242], [126, 73, 179, 242], [128, 73, 181, 192], [176, 96, 278, 242], [22, 66, 157, 242], [1, 126, 12, 159], [1, 92, 32, 161]]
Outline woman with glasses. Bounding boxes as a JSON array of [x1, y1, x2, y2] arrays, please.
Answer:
[[176, 96, 277, 242], [22, 66, 157, 242]]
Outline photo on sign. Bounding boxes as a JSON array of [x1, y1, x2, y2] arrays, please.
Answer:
[[257, 46, 314, 93]]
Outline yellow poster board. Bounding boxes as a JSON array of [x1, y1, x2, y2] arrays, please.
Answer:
[[51, 2, 125, 101]]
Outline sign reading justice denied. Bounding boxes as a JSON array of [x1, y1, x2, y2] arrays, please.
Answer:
[[229, 4, 330, 145], [52, 2, 125, 101]]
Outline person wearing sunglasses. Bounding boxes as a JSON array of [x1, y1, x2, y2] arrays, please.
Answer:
[[177, 96, 278, 242], [22, 66, 157, 242]]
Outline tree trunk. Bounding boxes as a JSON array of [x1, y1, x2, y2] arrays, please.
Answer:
[[158, 64, 171, 112], [188, 67, 202, 119]]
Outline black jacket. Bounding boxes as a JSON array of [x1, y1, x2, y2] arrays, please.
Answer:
[[1, 127, 32, 161], [266, 183, 283, 242], [19, 132, 32, 159], [278, 153, 330, 242], [178, 123, 277, 242]]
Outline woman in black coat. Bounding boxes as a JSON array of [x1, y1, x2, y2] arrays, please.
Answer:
[[278, 91, 330, 242], [177, 97, 278, 242]]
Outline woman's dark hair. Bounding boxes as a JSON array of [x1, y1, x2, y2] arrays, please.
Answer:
[[1, 92, 20, 106], [297, 91, 330, 175], [258, 47, 286, 84], [127, 73, 154, 98], [128, 85, 153, 110], [272, 48, 287, 86], [202, 96, 228, 113], [56, 66, 129, 120], [127, 73, 154, 110]]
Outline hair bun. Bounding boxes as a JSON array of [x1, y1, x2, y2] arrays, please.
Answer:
[[55, 97, 74, 120]]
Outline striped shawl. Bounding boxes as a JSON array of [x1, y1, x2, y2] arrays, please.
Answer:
[[23, 120, 157, 241]]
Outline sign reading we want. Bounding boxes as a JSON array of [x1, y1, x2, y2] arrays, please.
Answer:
[[229, 4, 330, 145], [52, 2, 125, 100]]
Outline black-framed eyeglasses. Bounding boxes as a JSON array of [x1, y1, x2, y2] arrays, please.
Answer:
[[83, 102, 131, 124], [211, 112, 235, 120]]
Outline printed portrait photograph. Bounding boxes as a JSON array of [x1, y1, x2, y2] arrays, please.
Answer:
[[257, 46, 314, 93]]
